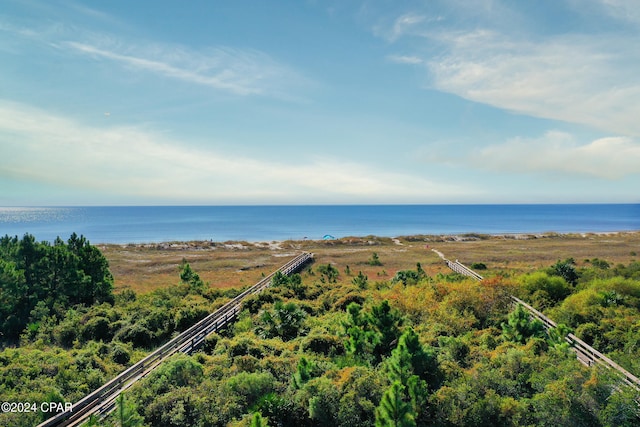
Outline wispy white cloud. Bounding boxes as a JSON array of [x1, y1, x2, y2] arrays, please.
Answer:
[[386, 13, 427, 42], [598, 0, 640, 24], [374, 2, 640, 137], [63, 1, 122, 25], [426, 30, 640, 136], [63, 38, 311, 98], [450, 131, 640, 179], [1, 15, 310, 99], [373, 11, 448, 43], [0, 100, 468, 204], [387, 54, 423, 64], [63, 41, 274, 96]]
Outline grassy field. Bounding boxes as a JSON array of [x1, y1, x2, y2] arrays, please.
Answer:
[[102, 231, 640, 294]]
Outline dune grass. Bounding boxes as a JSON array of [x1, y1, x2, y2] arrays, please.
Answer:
[[101, 232, 640, 294]]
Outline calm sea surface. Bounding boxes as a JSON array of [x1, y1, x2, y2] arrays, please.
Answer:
[[0, 205, 638, 244]]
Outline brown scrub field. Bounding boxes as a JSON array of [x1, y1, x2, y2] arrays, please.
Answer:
[[101, 231, 640, 294]]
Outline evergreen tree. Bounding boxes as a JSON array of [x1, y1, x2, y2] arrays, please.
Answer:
[[1, 233, 114, 342], [385, 328, 436, 423], [317, 263, 339, 283], [387, 331, 416, 387], [368, 252, 383, 266], [369, 300, 403, 361], [179, 259, 205, 293], [342, 300, 403, 363], [549, 258, 579, 285], [502, 304, 545, 344], [115, 393, 145, 427], [343, 302, 380, 360], [352, 270, 369, 289], [271, 270, 289, 287], [547, 323, 572, 348], [416, 262, 426, 279], [293, 356, 314, 389], [375, 381, 416, 427]]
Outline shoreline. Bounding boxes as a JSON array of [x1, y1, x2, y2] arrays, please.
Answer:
[[4, 205, 638, 246], [97, 229, 640, 249]]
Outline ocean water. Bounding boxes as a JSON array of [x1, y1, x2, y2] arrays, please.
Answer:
[[0, 205, 638, 244]]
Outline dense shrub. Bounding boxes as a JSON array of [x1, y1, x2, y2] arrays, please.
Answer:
[[333, 293, 365, 311], [520, 272, 572, 307], [114, 323, 154, 348], [80, 316, 112, 342], [255, 301, 307, 341], [110, 343, 131, 365], [301, 334, 345, 356]]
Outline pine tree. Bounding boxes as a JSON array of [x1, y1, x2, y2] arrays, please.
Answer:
[[393, 328, 441, 388], [352, 270, 369, 289], [375, 381, 416, 427], [271, 270, 289, 287], [293, 356, 314, 388], [502, 304, 545, 344], [179, 259, 204, 293], [547, 323, 572, 349], [368, 300, 403, 361], [416, 262, 426, 278], [343, 302, 380, 358], [368, 252, 383, 266], [387, 330, 415, 386], [386, 328, 433, 421], [115, 393, 144, 427]]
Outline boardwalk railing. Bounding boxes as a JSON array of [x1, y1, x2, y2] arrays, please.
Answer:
[[446, 259, 484, 280], [435, 249, 640, 393], [431, 249, 484, 281], [37, 252, 313, 427], [510, 295, 640, 391]]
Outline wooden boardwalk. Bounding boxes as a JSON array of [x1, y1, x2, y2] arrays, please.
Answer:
[[435, 249, 640, 393], [37, 252, 313, 427]]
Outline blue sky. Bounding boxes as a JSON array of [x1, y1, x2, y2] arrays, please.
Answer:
[[1, 0, 639, 205]]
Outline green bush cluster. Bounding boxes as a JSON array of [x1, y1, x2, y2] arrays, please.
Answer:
[[119, 257, 640, 426], [3, 246, 639, 427], [517, 257, 640, 375]]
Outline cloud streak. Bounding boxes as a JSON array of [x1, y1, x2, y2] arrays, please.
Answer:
[[387, 54, 423, 65], [62, 41, 304, 97], [0, 15, 309, 99], [431, 130, 640, 179], [597, 0, 640, 24], [426, 30, 640, 136], [375, 2, 640, 137], [385, 13, 427, 42], [0, 100, 468, 204]]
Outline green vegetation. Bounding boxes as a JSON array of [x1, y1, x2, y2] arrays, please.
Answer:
[[1, 236, 640, 426], [517, 257, 640, 375], [0, 234, 239, 427], [368, 252, 383, 266], [501, 304, 545, 344], [0, 233, 114, 342], [121, 254, 640, 426]]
